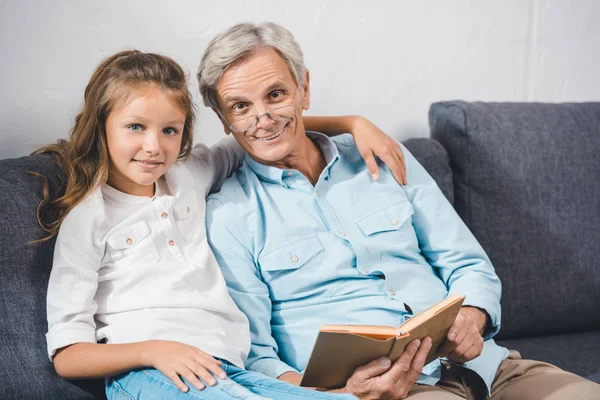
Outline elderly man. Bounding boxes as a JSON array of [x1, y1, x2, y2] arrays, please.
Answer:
[[201, 23, 599, 400]]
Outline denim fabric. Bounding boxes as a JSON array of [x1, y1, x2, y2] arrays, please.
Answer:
[[430, 102, 600, 339], [106, 362, 356, 400]]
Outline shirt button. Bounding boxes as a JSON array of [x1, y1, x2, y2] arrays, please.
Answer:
[[186, 206, 191, 213], [316, 190, 321, 197], [161, 212, 168, 219], [390, 218, 398, 225], [339, 231, 347, 237], [287, 171, 294, 177], [168, 240, 175, 247], [291, 255, 299, 263], [125, 238, 133, 245], [279, 182, 285, 187], [359, 266, 369, 274], [388, 290, 396, 297]]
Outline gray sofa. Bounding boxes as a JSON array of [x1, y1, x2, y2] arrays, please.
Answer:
[[1, 101, 598, 399]]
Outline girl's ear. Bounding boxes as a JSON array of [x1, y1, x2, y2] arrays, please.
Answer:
[[301, 70, 311, 111]]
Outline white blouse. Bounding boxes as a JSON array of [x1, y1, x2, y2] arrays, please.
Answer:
[[46, 138, 251, 368]]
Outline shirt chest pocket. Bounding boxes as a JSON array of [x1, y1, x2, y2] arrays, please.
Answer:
[[106, 221, 159, 264], [258, 236, 325, 301], [174, 191, 204, 242], [355, 201, 415, 237]]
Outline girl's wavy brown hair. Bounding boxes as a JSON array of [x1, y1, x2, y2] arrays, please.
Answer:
[[32, 50, 195, 242]]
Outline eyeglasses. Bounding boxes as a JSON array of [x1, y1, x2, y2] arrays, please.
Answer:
[[224, 92, 299, 133]]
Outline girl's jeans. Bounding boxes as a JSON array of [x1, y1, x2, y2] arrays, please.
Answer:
[[105, 359, 357, 400]]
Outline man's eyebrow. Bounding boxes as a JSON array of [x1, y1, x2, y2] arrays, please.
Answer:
[[222, 94, 248, 105], [264, 81, 288, 93]]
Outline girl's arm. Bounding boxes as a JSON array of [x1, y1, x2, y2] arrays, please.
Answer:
[[53, 340, 225, 393], [304, 115, 407, 184]]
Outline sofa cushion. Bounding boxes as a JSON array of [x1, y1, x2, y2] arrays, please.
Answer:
[[497, 330, 600, 383], [429, 101, 600, 339], [0, 154, 105, 399], [403, 138, 454, 204]]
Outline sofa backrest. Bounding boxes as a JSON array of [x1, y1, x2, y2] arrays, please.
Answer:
[[0, 154, 104, 399], [429, 101, 600, 339]]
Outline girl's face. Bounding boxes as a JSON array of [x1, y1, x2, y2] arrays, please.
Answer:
[[105, 85, 186, 197]]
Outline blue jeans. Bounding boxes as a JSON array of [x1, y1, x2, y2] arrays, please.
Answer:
[[105, 360, 356, 400]]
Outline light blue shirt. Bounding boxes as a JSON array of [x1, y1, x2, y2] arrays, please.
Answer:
[[206, 132, 509, 393]]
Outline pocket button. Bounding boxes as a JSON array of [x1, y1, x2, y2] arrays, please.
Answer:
[[390, 218, 398, 225], [290, 255, 299, 263]]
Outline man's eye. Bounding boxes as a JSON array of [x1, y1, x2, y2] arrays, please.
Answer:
[[128, 124, 143, 132], [232, 103, 247, 112], [269, 90, 284, 100]]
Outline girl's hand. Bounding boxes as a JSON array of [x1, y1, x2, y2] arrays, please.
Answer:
[[350, 116, 407, 185], [141, 340, 227, 392]]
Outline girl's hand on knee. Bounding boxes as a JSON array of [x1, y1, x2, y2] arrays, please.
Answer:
[[141, 340, 227, 392]]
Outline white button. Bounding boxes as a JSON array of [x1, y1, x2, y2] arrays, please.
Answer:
[[287, 171, 294, 177], [291, 255, 299, 263], [161, 212, 168, 219], [359, 266, 369, 274], [339, 231, 347, 237], [186, 206, 191, 213], [390, 218, 398, 225], [316, 190, 321, 197], [388, 290, 396, 296], [125, 238, 133, 245], [168, 240, 175, 247]]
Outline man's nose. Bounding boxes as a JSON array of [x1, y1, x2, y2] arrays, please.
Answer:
[[255, 110, 275, 130]]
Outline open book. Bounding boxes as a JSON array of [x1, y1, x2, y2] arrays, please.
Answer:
[[300, 294, 465, 389]]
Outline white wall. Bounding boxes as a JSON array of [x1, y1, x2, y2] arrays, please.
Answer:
[[1, 0, 599, 159]]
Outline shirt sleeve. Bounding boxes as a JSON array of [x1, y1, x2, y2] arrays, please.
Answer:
[[45, 204, 103, 360], [400, 144, 503, 338], [186, 137, 245, 197], [206, 197, 298, 378]]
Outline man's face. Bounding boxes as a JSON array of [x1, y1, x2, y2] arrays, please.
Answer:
[[216, 47, 310, 166]]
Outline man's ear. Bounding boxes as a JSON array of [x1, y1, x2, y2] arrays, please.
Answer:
[[212, 108, 231, 135], [301, 70, 311, 111]]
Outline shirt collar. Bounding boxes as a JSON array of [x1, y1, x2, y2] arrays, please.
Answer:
[[244, 131, 340, 185]]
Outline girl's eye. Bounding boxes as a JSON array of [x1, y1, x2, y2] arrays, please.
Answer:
[[163, 127, 179, 136], [128, 124, 143, 132]]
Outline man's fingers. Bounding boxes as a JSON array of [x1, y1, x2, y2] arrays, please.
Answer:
[[438, 339, 456, 358], [386, 339, 421, 377], [409, 336, 432, 378], [353, 356, 392, 380]]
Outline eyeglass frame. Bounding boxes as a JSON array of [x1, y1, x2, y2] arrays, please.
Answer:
[[219, 90, 300, 134]]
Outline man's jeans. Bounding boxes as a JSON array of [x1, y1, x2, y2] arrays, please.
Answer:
[[105, 360, 357, 400]]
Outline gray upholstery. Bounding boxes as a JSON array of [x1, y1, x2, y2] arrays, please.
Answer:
[[403, 138, 454, 204], [429, 101, 600, 383], [0, 154, 104, 399], [430, 101, 600, 339], [497, 331, 600, 382]]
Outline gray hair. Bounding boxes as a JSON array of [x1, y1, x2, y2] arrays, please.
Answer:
[[197, 22, 306, 112]]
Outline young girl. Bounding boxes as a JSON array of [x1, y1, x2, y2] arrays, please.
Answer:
[[39, 50, 404, 400]]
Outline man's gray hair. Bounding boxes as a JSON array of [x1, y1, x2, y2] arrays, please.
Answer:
[[197, 22, 306, 112]]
